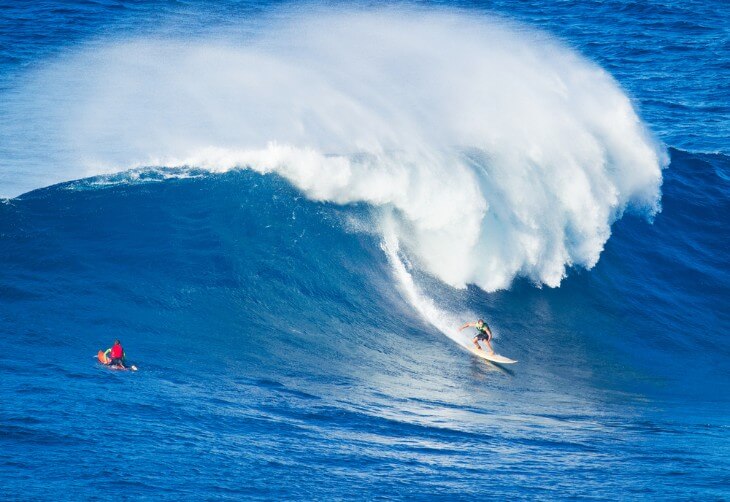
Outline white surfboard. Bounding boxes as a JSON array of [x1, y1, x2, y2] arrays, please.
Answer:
[[466, 345, 517, 364]]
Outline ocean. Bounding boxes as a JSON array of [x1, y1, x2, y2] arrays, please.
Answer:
[[1, 1, 728, 499]]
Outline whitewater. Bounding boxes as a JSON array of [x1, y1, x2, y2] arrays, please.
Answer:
[[2, 9, 665, 296]]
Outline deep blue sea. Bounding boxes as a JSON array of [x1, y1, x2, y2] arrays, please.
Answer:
[[1, 1, 729, 500]]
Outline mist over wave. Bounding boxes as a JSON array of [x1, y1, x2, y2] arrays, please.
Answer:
[[1, 8, 666, 292]]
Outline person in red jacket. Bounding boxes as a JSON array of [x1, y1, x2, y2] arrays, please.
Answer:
[[104, 339, 126, 368]]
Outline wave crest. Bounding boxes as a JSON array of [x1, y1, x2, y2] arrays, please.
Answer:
[[1, 8, 666, 290]]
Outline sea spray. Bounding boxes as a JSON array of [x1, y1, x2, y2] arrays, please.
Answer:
[[380, 212, 475, 347], [0, 8, 666, 293]]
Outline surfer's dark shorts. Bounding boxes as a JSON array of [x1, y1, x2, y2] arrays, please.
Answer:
[[475, 333, 490, 341], [110, 357, 124, 366]]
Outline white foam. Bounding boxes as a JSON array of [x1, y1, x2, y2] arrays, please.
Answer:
[[380, 214, 472, 346], [0, 8, 666, 293]]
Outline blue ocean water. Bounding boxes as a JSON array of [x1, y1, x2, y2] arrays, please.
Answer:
[[1, 1, 729, 500]]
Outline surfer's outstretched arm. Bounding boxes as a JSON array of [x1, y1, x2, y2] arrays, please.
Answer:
[[458, 322, 475, 331]]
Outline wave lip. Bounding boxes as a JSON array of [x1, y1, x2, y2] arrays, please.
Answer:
[[1, 8, 666, 291]]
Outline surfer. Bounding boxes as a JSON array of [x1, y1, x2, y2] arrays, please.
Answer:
[[459, 319, 495, 355], [104, 339, 127, 369]]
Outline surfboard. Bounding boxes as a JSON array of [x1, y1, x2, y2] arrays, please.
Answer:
[[466, 345, 517, 364], [97, 350, 138, 371]]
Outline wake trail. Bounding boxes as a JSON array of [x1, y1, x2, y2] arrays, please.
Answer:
[[380, 215, 474, 350]]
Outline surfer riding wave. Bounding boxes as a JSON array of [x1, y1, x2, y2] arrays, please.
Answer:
[[459, 319, 495, 355]]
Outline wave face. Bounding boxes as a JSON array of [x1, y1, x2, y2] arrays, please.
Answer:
[[1, 9, 665, 293], [1, 149, 728, 499], [1, 1, 728, 500]]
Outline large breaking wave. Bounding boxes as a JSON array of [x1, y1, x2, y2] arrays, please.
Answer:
[[0, 8, 666, 293]]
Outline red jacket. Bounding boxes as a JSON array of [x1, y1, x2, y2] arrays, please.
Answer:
[[110, 344, 124, 359]]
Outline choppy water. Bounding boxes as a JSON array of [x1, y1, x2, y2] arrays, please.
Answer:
[[1, 1, 728, 499]]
